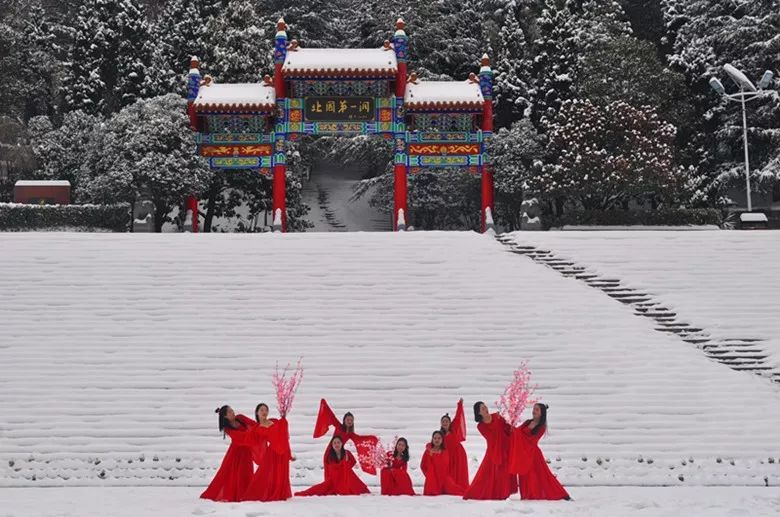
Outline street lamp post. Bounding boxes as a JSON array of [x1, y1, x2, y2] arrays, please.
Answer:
[[709, 64, 774, 214]]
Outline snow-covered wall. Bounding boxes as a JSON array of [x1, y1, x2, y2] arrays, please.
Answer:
[[1, 232, 778, 488]]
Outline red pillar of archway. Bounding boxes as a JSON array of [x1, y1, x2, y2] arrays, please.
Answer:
[[186, 195, 199, 233], [393, 163, 408, 231], [272, 164, 287, 232], [479, 54, 495, 233]]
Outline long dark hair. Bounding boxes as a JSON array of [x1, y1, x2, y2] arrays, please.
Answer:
[[341, 411, 354, 433], [215, 405, 244, 436], [394, 437, 410, 462], [523, 403, 548, 435], [440, 412, 451, 435], [328, 436, 345, 463], [430, 430, 446, 450], [473, 401, 485, 422], [254, 402, 269, 422]]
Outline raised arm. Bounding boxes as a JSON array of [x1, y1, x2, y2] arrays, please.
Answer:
[[450, 398, 466, 442]]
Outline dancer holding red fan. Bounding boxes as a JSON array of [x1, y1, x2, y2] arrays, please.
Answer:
[[312, 399, 379, 474]]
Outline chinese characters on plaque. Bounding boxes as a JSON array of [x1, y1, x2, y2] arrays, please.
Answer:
[[304, 96, 375, 122]]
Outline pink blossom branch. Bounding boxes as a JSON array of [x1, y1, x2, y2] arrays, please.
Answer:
[[358, 436, 397, 471], [496, 362, 537, 427], [272, 358, 303, 418]]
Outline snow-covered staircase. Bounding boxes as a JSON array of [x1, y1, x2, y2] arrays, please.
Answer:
[[496, 235, 780, 385], [1, 232, 779, 488]]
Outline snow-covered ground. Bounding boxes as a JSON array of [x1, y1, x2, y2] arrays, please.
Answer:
[[505, 231, 780, 367], [1, 232, 779, 491], [3, 486, 780, 517]]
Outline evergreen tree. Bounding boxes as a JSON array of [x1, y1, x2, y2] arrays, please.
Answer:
[[202, 0, 271, 82], [63, 0, 152, 116], [145, 0, 219, 97], [494, 2, 530, 127]]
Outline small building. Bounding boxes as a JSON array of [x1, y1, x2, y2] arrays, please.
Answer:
[[14, 180, 71, 205]]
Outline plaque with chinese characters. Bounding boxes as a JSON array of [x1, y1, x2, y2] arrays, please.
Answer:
[[304, 97, 375, 122]]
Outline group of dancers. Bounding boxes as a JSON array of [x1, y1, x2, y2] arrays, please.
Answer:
[[200, 398, 570, 503]]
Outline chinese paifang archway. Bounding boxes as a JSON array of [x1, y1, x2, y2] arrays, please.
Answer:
[[186, 18, 494, 233]]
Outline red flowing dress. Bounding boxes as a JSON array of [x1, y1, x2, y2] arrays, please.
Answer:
[[242, 417, 293, 502], [463, 412, 518, 500], [443, 400, 469, 488], [200, 414, 256, 502], [420, 444, 466, 496], [295, 450, 370, 496], [380, 453, 415, 495], [312, 399, 379, 474], [512, 423, 569, 500]]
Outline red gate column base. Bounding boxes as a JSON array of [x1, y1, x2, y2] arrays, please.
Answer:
[[393, 163, 408, 231], [480, 166, 494, 233], [186, 195, 199, 233], [272, 164, 287, 232]]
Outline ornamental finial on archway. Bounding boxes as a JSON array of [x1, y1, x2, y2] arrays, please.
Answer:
[[189, 56, 200, 74], [276, 17, 288, 35], [480, 54, 491, 70], [395, 18, 406, 35]]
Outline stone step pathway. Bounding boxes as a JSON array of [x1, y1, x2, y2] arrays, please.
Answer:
[[497, 234, 780, 385]]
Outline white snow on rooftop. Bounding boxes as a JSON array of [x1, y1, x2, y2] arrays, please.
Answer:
[[0, 232, 779, 488], [282, 48, 397, 74], [404, 80, 484, 107], [193, 83, 275, 109], [14, 180, 71, 187]]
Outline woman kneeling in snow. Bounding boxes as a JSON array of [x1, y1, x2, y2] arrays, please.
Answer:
[[295, 435, 370, 496]]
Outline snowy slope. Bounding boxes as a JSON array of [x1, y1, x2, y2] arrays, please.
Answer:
[[506, 231, 780, 369], [1, 232, 779, 489]]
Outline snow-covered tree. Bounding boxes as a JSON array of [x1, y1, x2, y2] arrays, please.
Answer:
[[145, 0, 220, 97], [81, 94, 211, 231], [662, 0, 780, 202], [28, 111, 104, 199], [202, 0, 271, 83], [0, 0, 63, 121], [488, 119, 546, 229], [63, 0, 152, 115], [531, 99, 681, 211], [493, 2, 530, 127]]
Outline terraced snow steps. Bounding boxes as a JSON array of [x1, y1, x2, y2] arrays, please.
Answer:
[[502, 231, 780, 384], [1, 232, 779, 488]]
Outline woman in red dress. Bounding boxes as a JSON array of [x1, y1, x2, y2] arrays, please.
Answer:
[[420, 431, 466, 496], [312, 399, 379, 474], [380, 437, 415, 496], [200, 405, 256, 502], [295, 435, 370, 496], [242, 403, 294, 502], [462, 401, 518, 500], [512, 403, 570, 500], [439, 398, 469, 489]]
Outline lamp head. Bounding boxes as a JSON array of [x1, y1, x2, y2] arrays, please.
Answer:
[[709, 77, 726, 96], [758, 70, 774, 90], [723, 64, 757, 92]]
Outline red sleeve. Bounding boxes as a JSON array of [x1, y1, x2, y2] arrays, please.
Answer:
[[420, 448, 429, 475], [268, 417, 293, 459], [450, 399, 466, 442], [477, 421, 490, 440], [236, 414, 256, 427], [225, 426, 251, 446], [313, 399, 341, 438], [345, 450, 357, 468]]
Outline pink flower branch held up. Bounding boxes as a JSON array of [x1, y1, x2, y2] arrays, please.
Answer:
[[496, 362, 537, 427], [272, 358, 303, 418]]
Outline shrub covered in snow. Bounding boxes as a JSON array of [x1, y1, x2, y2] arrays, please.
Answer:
[[0, 202, 130, 232]]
